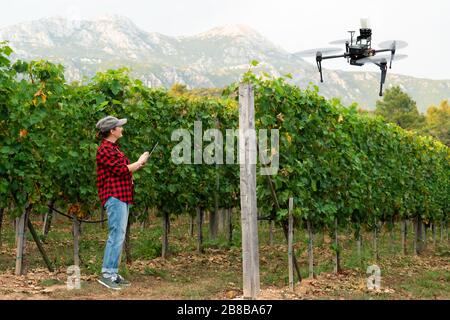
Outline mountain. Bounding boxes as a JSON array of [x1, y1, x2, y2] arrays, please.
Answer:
[[1, 15, 448, 112]]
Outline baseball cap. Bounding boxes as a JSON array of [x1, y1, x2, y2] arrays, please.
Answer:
[[96, 116, 127, 132]]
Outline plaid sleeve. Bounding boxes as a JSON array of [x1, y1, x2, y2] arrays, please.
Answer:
[[98, 146, 130, 177]]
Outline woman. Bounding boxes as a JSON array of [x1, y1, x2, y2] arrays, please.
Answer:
[[95, 115, 149, 290]]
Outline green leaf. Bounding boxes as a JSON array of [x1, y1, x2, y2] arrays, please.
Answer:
[[110, 80, 122, 95], [0, 180, 8, 194], [311, 179, 317, 192], [0, 146, 14, 154], [48, 155, 58, 163], [95, 101, 109, 111], [28, 110, 47, 126], [3, 46, 13, 56]]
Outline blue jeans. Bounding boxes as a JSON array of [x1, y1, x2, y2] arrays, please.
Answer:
[[101, 197, 129, 279]]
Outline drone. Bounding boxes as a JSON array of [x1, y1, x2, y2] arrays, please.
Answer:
[[296, 19, 408, 96]]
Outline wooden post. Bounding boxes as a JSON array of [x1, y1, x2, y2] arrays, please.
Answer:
[[73, 217, 80, 267], [239, 83, 260, 299], [432, 223, 436, 247], [266, 177, 302, 282], [356, 227, 362, 263], [223, 209, 228, 235], [211, 119, 221, 240], [413, 218, 417, 255], [423, 222, 427, 248], [227, 208, 233, 246], [334, 217, 341, 274], [140, 206, 149, 231], [210, 173, 219, 241], [15, 204, 31, 275], [42, 200, 55, 237], [189, 214, 194, 238], [78, 219, 83, 236], [209, 211, 217, 240], [373, 225, 379, 261], [415, 216, 424, 255], [440, 220, 444, 242], [414, 216, 424, 255], [197, 208, 204, 253], [288, 198, 294, 291], [0, 208, 4, 247], [162, 212, 169, 258], [389, 217, 395, 253], [401, 219, 407, 255], [167, 214, 171, 235], [28, 219, 53, 272], [216, 209, 222, 234], [124, 214, 132, 264], [307, 218, 314, 279], [444, 221, 448, 242]]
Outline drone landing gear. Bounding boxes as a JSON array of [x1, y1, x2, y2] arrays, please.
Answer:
[[316, 52, 324, 82], [389, 48, 396, 69], [378, 60, 388, 96]]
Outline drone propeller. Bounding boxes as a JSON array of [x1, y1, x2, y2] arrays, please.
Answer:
[[329, 39, 351, 45], [295, 47, 342, 57], [378, 40, 408, 50], [357, 53, 408, 65]]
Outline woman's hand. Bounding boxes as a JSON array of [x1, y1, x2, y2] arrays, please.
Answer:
[[138, 151, 150, 165], [127, 152, 150, 173]]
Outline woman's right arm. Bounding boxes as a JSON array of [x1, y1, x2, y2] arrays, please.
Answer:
[[127, 152, 149, 173], [127, 161, 144, 173]]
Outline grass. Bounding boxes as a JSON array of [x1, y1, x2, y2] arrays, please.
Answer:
[[399, 270, 450, 299], [143, 267, 168, 279], [133, 230, 163, 260], [39, 278, 64, 287]]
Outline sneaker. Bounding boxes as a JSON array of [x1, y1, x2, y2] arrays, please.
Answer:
[[116, 274, 131, 287], [97, 276, 122, 290]]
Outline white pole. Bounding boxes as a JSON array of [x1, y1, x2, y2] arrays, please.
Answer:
[[239, 83, 260, 299], [288, 197, 294, 291]]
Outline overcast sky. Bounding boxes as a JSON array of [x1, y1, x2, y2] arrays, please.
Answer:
[[1, 0, 449, 80]]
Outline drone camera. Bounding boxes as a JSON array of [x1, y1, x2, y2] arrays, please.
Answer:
[[358, 28, 372, 42]]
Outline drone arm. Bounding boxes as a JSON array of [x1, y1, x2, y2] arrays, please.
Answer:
[[373, 48, 397, 69], [322, 53, 349, 60], [373, 49, 391, 54]]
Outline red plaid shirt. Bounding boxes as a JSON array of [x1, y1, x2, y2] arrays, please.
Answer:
[[96, 139, 134, 207]]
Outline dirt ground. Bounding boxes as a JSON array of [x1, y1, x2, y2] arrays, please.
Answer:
[[0, 215, 448, 300], [0, 247, 448, 300]]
